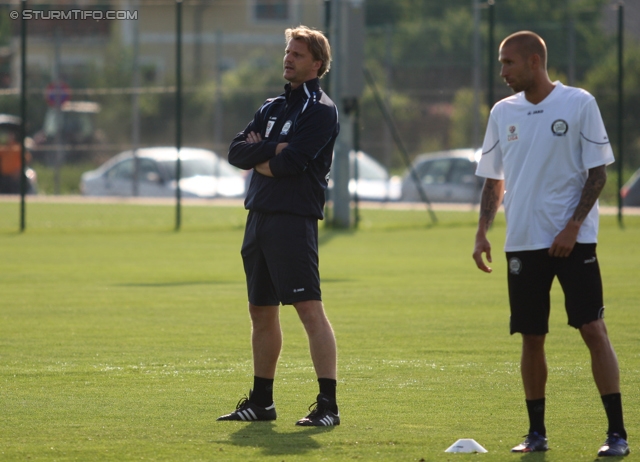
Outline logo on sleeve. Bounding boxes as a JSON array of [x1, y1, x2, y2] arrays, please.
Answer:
[[265, 118, 276, 138], [551, 119, 568, 136], [507, 124, 519, 142]]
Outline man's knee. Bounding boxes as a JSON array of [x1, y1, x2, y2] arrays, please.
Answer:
[[579, 318, 610, 347], [294, 299, 323, 312], [249, 303, 279, 327], [522, 334, 546, 352], [294, 300, 328, 329]]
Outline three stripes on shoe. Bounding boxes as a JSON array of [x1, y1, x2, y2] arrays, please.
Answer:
[[317, 414, 336, 426], [235, 403, 275, 421]]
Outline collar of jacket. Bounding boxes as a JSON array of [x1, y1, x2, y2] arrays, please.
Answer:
[[284, 78, 321, 103]]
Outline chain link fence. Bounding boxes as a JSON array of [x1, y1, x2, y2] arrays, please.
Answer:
[[0, 0, 638, 209]]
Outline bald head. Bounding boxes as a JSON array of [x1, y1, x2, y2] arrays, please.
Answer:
[[500, 31, 548, 70]]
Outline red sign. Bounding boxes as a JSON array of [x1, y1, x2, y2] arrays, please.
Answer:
[[45, 81, 71, 107]]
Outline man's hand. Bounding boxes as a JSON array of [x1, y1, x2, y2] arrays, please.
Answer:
[[246, 131, 262, 144], [245, 132, 287, 154], [548, 221, 579, 257], [472, 178, 504, 274], [255, 160, 273, 177], [253, 142, 288, 178], [473, 233, 494, 273], [548, 165, 606, 258]]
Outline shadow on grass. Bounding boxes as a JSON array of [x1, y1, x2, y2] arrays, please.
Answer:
[[318, 228, 356, 247], [518, 451, 548, 461], [116, 277, 353, 288], [218, 421, 335, 456], [115, 280, 240, 288]]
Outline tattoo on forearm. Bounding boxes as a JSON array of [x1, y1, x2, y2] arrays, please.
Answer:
[[479, 180, 501, 231], [572, 166, 607, 223]]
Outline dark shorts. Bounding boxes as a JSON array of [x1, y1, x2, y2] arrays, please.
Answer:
[[506, 243, 604, 335], [241, 211, 321, 306]]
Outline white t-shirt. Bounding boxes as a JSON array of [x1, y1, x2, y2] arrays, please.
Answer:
[[476, 82, 615, 252]]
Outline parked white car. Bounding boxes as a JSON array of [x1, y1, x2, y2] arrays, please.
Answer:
[[328, 150, 401, 202], [80, 147, 245, 198]]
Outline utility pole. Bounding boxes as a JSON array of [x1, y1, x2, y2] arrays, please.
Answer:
[[329, 0, 365, 228], [329, 0, 349, 228]]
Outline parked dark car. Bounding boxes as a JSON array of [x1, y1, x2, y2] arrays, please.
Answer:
[[621, 168, 640, 206], [400, 148, 482, 203]]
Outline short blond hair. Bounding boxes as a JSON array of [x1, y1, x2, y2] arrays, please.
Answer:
[[285, 25, 332, 78]]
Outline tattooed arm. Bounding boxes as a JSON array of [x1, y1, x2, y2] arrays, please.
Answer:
[[473, 178, 505, 273], [549, 165, 607, 257]]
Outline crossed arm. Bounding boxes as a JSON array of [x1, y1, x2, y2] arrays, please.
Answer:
[[245, 131, 288, 177]]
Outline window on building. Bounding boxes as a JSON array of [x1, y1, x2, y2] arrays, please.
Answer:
[[254, 0, 289, 21]]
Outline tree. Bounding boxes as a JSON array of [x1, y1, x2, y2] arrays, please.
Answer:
[[449, 88, 489, 149], [361, 0, 618, 166], [582, 41, 640, 172]]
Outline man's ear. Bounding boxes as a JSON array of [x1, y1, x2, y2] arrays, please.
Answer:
[[529, 53, 541, 70]]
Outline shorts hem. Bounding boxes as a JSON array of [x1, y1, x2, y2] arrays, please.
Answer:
[[281, 296, 322, 306], [568, 307, 605, 329], [510, 328, 549, 336]]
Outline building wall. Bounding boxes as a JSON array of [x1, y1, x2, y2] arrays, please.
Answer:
[[9, 0, 326, 88]]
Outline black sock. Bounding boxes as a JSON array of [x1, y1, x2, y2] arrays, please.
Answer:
[[601, 393, 627, 440], [526, 398, 546, 436], [318, 378, 337, 412], [318, 378, 337, 400], [249, 376, 274, 407]]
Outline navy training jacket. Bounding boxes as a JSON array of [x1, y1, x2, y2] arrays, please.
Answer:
[[228, 78, 339, 219]]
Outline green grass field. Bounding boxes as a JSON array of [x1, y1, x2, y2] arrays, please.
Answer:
[[1, 200, 638, 461]]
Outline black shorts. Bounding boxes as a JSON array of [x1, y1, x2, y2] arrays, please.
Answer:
[[241, 211, 321, 306], [506, 243, 604, 335]]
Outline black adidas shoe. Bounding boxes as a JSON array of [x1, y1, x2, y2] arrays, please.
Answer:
[[217, 395, 276, 422], [295, 393, 340, 426]]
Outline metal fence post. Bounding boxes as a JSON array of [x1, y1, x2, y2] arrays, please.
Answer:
[[175, 0, 183, 231], [20, 0, 27, 232]]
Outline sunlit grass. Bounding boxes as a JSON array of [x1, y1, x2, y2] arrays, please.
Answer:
[[1, 202, 638, 461]]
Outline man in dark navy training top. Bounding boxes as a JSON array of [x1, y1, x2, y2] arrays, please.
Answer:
[[217, 25, 340, 427]]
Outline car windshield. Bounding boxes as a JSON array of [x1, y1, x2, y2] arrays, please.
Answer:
[[421, 158, 450, 184], [449, 158, 477, 184], [44, 110, 95, 139], [159, 157, 238, 180]]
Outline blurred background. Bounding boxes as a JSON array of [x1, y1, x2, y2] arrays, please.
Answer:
[[0, 0, 639, 206]]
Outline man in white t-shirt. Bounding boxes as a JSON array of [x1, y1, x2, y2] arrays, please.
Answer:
[[472, 31, 628, 457]]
